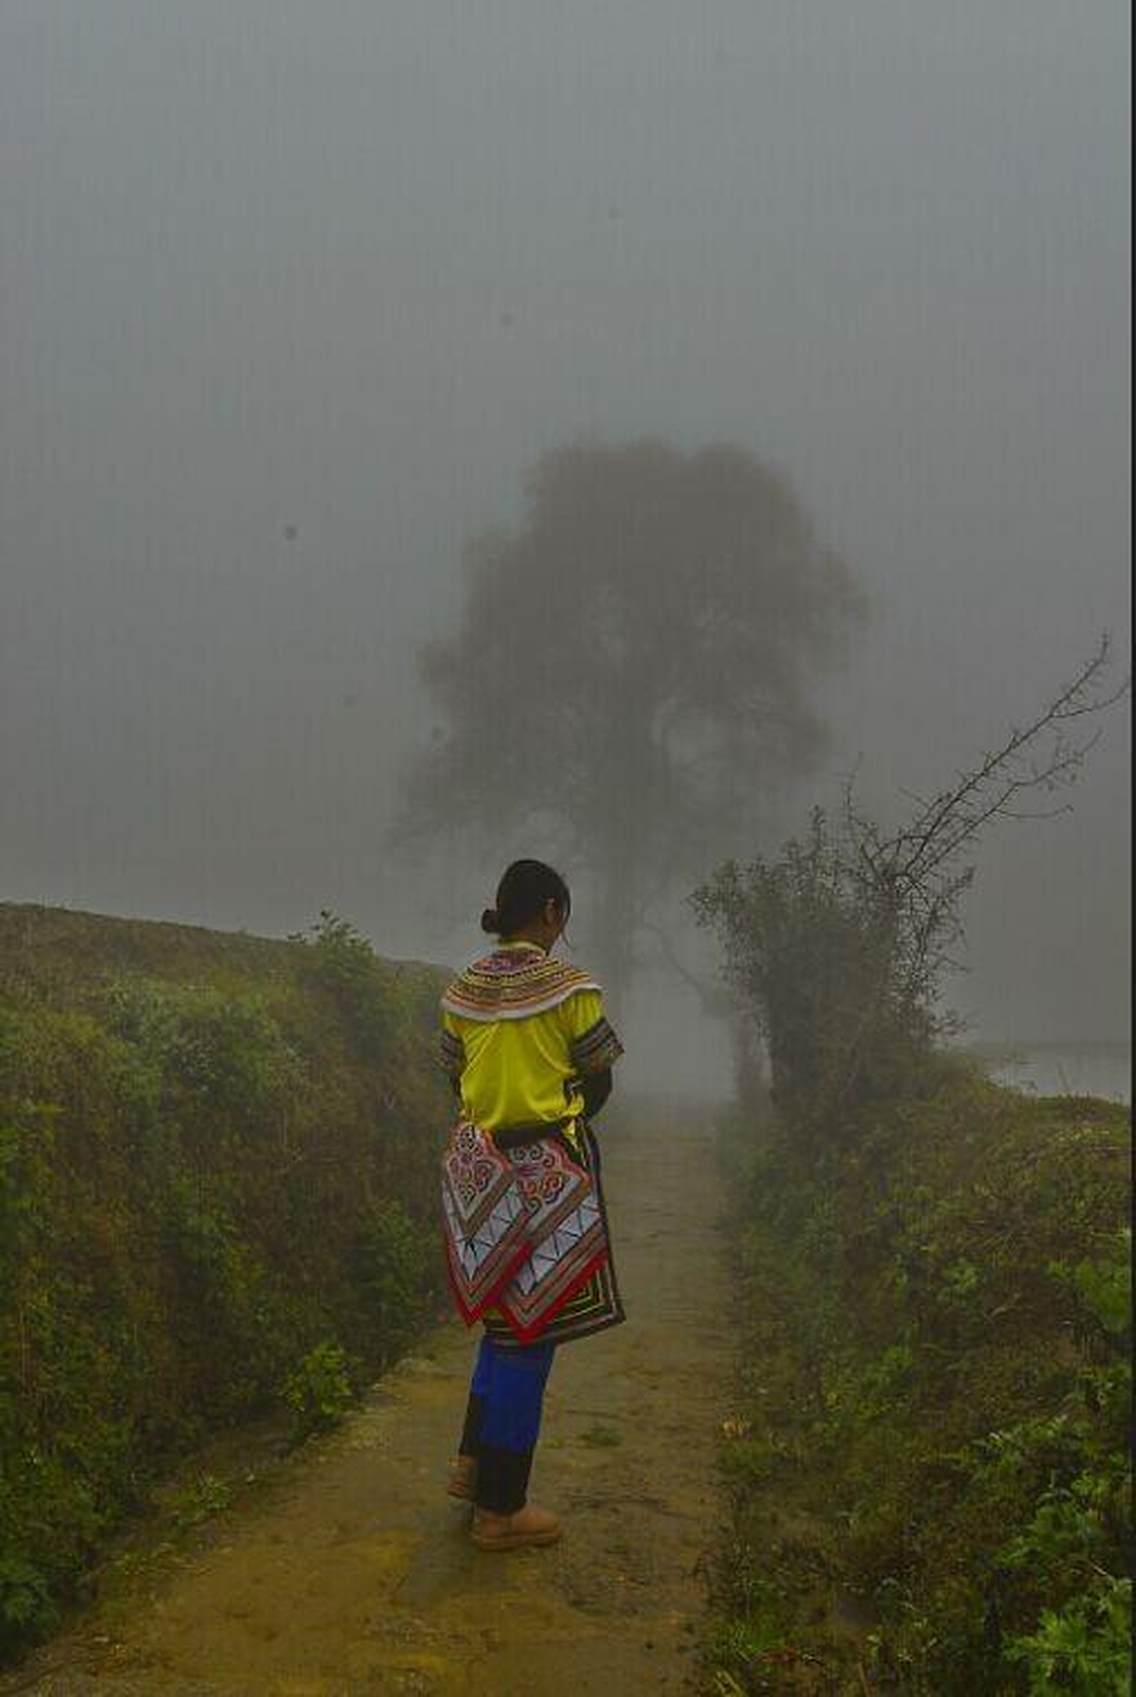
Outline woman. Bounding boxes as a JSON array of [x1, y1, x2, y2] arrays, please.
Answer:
[[439, 859, 624, 1552]]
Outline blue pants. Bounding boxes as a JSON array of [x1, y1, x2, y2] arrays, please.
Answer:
[[459, 1335, 556, 1513]]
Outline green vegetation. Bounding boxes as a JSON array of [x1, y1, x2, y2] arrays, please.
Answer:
[[282, 1340, 360, 1444], [0, 903, 449, 1664], [707, 1082, 1129, 1694], [166, 1471, 234, 1533], [694, 665, 1130, 1692]]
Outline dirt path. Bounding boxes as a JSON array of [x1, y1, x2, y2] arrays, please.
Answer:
[[3, 1111, 731, 1697]]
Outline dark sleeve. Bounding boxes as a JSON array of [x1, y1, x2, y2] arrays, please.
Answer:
[[581, 1068, 613, 1120], [568, 1014, 625, 1077], [439, 1026, 465, 1081]]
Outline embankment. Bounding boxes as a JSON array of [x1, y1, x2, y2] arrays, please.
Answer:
[[710, 1065, 1130, 1695], [0, 904, 450, 1663]]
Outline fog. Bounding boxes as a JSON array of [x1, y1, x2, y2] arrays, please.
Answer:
[[2, 1, 1129, 1091]]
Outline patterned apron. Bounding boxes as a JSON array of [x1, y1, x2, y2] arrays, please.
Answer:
[[441, 1117, 624, 1346]]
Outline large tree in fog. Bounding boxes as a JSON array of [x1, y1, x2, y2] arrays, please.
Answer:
[[395, 439, 864, 1008]]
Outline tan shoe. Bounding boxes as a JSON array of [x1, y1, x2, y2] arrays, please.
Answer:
[[447, 1455, 477, 1500], [470, 1502, 562, 1551]]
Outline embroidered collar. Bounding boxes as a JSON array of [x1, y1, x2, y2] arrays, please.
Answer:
[[441, 947, 600, 1023]]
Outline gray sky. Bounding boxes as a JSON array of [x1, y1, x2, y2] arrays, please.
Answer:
[[2, 0, 1129, 1064]]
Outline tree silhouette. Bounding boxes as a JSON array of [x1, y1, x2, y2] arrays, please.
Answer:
[[394, 438, 865, 1010]]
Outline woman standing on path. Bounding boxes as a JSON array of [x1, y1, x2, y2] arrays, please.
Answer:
[[439, 860, 625, 1552]]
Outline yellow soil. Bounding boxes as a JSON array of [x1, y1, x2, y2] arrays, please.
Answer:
[[2, 1112, 730, 1696]]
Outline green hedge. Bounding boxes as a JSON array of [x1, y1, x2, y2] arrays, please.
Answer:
[[0, 905, 450, 1661], [712, 1069, 1131, 1695]]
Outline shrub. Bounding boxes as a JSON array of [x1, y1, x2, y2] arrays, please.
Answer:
[[282, 1342, 359, 1444], [0, 904, 449, 1666], [1005, 1577, 1131, 1696], [353, 1198, 436, 1367], [693, 811, 941, 1146], [289, 911, 400, 1063]]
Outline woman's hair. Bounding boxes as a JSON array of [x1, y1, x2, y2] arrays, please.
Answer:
[[481, 859, 571, 937]]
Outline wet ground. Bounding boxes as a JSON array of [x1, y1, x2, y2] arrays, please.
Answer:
[[2, 1111, 731, 1696]]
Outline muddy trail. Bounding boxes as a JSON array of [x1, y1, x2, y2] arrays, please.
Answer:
[[3, 1111, 731, 1697]]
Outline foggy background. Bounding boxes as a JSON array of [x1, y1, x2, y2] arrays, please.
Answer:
[[2, 1, 1129, 1092]]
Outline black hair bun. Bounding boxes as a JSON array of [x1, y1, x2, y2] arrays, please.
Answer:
[[480, 907, 500, 934]]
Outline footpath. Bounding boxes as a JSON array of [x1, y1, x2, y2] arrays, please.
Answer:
[[2, 1109, 731, 1697]]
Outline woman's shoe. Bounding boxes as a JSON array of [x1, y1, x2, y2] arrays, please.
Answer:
[[447, 1455, 478, 1500], [470, 1502, 562, 1551]]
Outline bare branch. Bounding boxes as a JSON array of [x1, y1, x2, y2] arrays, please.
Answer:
[[873, 637, 1122, 884]]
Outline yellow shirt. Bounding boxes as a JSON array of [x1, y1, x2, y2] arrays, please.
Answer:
[[440, 942, 622, 1133]]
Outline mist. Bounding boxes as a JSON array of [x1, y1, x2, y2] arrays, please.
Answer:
[[2, 1, 1129, 1093]]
